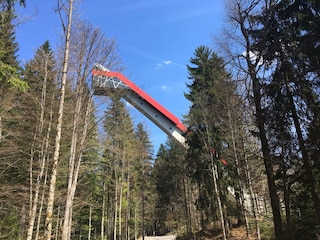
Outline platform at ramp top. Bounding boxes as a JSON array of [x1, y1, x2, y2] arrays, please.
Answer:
[[141, 235, 176, 240]]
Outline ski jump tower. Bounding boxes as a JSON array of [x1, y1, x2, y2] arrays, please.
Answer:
[[92, 64, 187, 147]]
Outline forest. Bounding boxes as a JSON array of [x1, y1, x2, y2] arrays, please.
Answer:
[[0, 0, 320, 239]]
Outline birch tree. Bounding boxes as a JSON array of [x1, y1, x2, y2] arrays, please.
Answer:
[[44, 0, 74, 239], [60, 18, 120, 239]]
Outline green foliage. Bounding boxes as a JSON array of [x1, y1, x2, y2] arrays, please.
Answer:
[[0, 4, 28, 91], [184, 46, 240, 229], [0, 53, 28, 91], [259, 215, 275, 240], [153, 140, 187, 235], [249, 0, 320, 234], [0, 209, 20, 239]]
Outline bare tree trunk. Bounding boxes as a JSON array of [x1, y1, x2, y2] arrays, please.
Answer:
[[118, 167, 124, 240], [88, 205, 92, 240], [101, 182, 106, 240], [44, 0, 74, 239], [35, 164, 48, 240], [134, 204, 138, 240], [61, 67, 83, 240], [0, 116, 2, 141], [114, 166, 119, 240], [62, 94, 93, 239], [19, 205, 26, 239], [224, 1, 283, 238], [142, 159, 145, 240], [199, 114, 227, 239], [282, 173, 293, 240], [252, 76, 283, 239], [35, 99, 53, 240], [27, 149, 47, 240], [191, 182, 200, 231], [227, 106, 250, 237], [126, 163, 131, 240], [244, 150, 261, 240], [285, 77, 320, 222], [27, 56, 50, 240], [211, 162, 227, 240], [55, 206, 60, 240], [183, 177, 192, 233]]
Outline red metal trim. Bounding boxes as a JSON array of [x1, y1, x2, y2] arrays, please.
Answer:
[[92, 69, 187, 133]]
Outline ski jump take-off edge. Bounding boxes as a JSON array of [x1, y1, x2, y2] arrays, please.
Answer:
[[92, 64, 187, 147]]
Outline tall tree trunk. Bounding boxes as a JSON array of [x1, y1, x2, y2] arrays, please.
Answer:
[[44, 0, 74, 238], [118, 165, 124, 240], [142, 160, 145, 240], [0, 116, 2, 141], [101, 182, 106, 240], [27, 150, 47, 240], [35, 98, 53, 240], [226, 1, 283, 238], [114, 166, 119, 240], [201, 116, 227, 239], [251, 75, 283, 239], [35, 164, 48, 240], [61, 67, 83, 240], [55, 206, 61, 240], [126, 162, 131, 240], [27, 57, 50, 240], [134, 204, 138, 240], [244, 148, 261, 240], [62, 94, 92, 239], [211, 162, 227, 240], [282, 172, 293, 240], [183, 177, 192, 233], [227, 106, 250, 237], [240, 17, 283, 235], [88, 205, 92, 240], [285, 77, 320, 222]]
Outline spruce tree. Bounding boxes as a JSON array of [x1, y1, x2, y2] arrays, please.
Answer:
[[0, 0, 27, 91], [185, 46, 239, 238], [103, 96, 137, 239], [134, 123, 154, 238], [0, 1, 28, 237], [153, 139, 188, 235]]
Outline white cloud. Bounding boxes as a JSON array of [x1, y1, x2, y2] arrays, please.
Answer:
[[161, 85, 167, 90], [156, 60, 172, 69]]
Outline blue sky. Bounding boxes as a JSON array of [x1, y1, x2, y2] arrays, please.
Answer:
[[16, 0, 225, 152]]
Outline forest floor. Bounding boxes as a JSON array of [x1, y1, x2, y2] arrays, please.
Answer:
[[178, 225, 258, 240]]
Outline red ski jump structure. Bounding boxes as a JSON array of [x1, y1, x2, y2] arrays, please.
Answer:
[[92, 64, 187, 147]]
